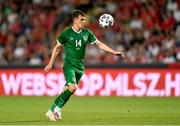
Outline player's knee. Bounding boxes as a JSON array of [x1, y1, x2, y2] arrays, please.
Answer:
[[68, 84, 77, 93]]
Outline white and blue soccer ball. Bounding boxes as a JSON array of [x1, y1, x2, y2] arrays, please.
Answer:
[[99, 14, 114, 28]]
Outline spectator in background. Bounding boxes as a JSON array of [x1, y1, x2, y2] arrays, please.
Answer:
[[0, 0, 180, 66]]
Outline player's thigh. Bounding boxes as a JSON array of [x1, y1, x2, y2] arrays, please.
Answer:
[[63, 66, 77, 86], [75, 69, 84, 84]]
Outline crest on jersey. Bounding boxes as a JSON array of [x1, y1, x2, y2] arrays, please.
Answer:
[[83, 35, 88, 41]]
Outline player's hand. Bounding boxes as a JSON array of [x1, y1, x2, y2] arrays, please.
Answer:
[[44, 64, 53, 72], [114, 51, 126, 58]]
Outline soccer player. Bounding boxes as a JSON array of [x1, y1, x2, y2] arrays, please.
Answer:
[[44, 10, 126, 121]]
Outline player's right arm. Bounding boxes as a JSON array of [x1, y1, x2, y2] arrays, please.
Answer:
[[44, 43, 62, 72]]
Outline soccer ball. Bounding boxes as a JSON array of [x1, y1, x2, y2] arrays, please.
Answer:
[[99, 14, 114, 28]]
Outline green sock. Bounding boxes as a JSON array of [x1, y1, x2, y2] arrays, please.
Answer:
[[49, 92, 66, 111], [50, 103, 56, 112], [49, 89, 73, 111], [50, 93, 63, 111], [57, 89, 73, 109]]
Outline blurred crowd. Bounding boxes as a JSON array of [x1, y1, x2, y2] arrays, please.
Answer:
[[0, 0, 180, 66]]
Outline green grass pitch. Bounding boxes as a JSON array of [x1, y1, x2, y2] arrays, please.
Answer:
[[0, 96, 180, 125]]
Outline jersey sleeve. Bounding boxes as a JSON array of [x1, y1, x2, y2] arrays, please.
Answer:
[[56, 30, 66, 45], [88, 29, 97, 44]]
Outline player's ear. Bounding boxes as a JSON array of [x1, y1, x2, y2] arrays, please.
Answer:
[[73, 17, 78, 23]]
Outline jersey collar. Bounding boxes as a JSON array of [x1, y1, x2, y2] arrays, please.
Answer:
[[72, 27, 82, 34]]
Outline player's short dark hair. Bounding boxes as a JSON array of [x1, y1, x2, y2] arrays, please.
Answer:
[[72, 10, 85, 19]]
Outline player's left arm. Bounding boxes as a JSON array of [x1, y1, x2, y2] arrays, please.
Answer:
[[95, 40, 126, 58]]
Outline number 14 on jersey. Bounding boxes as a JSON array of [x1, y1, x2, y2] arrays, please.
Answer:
[[75, 40, 82, 47]]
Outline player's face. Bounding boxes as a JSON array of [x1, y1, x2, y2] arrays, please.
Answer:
[[74, 15, 86, 28]]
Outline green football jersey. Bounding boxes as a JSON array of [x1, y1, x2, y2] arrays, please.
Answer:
[[57, 27, 97, 70]]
